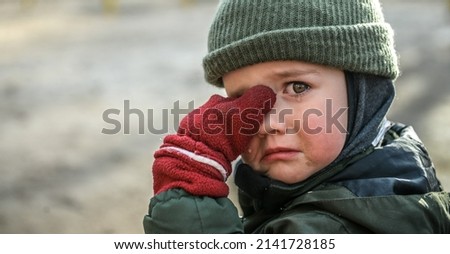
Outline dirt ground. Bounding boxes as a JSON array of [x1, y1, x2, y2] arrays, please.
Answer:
[[0, 0, 449, 233]]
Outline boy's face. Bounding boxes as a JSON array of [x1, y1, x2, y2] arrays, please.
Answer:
[[223, 61, 348, 184]]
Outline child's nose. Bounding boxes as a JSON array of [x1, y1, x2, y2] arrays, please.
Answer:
[[257, 98, 288, 136]]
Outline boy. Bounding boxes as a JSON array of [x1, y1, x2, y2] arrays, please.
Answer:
[[144, 0, 450, 233]]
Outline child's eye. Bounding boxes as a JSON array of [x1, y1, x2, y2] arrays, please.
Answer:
[[284, 82, 310, 95]]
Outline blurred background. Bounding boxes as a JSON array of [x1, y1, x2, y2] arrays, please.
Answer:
[[0, 0, 449, 233]]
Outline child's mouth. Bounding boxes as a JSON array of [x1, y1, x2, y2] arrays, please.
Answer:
[[262, 147, 300, 163]]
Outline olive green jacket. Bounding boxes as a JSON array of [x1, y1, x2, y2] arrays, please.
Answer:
[[144, 123, 450, 233]]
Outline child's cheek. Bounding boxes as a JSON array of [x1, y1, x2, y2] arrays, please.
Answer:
[[240, 139, 260, 164], [293, 107, 326, 137], [309, 127, 346, 167]]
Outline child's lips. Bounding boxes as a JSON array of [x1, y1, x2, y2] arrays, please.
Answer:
[[261, 147, 300, 163]]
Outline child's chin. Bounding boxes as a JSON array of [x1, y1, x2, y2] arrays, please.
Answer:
[[265, 163, 317, 184]]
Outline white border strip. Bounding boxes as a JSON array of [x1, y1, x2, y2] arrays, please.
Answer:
[[161, 146, 228, 181], [1, 234, 448, 253]]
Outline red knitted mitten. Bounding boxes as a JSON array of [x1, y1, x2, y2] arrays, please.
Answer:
[[152, 85, 276, 197]]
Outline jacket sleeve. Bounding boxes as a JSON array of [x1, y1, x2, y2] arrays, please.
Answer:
[[143, 188, 244, 233]]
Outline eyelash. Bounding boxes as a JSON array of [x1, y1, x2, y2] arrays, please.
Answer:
[[283, 81, 311, 96]]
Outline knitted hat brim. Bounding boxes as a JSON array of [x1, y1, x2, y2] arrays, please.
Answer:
[[203, 23, 398, 87]]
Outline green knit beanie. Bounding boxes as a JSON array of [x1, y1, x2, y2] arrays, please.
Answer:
[[203, 0, 399, 87]]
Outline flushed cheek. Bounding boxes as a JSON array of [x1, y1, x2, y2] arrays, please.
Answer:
[[298, 103, 328, 134], [300, 109, 345, 164], [302, 131, 345, 167], [240, 139, 264, 167], [283, 102, 325, 136], [308, 107, 346, 161]]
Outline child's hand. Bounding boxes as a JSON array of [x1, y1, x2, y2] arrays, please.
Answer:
[[152, 85, 276, 197], [177, 85, 276, 162]]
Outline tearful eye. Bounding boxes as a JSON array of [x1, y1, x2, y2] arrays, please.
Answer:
[[285, 82, 310, 95]]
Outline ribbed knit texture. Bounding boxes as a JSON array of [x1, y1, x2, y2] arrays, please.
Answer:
[[203, 0, 399, 87]]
